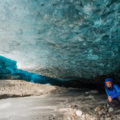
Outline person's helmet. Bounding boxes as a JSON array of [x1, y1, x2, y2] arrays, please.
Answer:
[[104, 78, 113, 84]]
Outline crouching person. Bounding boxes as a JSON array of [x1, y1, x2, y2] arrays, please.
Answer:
[[105, 78, 120, 109]]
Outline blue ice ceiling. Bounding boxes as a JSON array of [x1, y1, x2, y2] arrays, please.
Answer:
[[0, 0, 120, 83]]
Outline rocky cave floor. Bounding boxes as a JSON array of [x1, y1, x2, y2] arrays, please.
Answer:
[[0, 80, 120, 120]]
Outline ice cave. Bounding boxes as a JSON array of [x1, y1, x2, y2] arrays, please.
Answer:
[[0, 0, 120, 120]]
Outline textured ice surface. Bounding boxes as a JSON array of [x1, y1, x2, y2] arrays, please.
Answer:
[[0, 0, 120, 81]]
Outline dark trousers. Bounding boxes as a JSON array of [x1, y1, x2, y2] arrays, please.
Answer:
[[108, 96, 120, 109]]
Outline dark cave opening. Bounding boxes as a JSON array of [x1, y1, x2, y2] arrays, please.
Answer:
[[0, 55, 119, 93]]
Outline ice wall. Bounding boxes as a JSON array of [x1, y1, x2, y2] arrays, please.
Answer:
[[0, 55, 74, 87], [0, 0, 120, 83], [0, 55, 55, 85]]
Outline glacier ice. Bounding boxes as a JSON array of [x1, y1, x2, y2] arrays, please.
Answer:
[[0, 0, 119, 83]]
